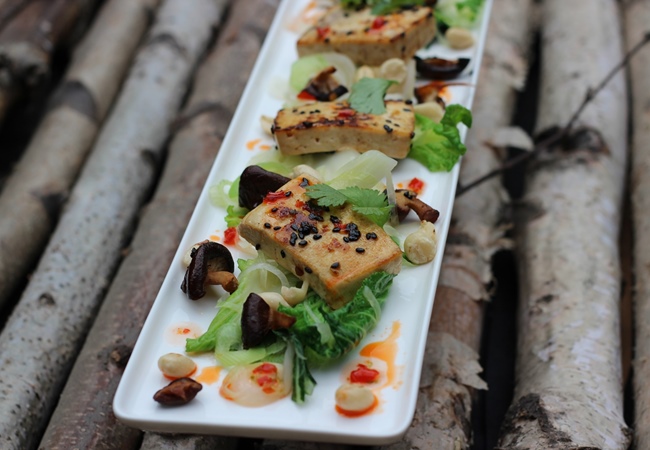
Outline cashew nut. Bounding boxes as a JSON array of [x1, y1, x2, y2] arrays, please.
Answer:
[[158, 353, 197, 379], [379, 58, 408, 84], [281, 280, 310, 306], [446, 27, 475, 49], [404, 221, 438, 264], [355, 65, 375, 82], [335, 383, 376, 412]]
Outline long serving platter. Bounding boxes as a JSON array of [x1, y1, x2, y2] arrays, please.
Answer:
[[113, 0, 493, 445]]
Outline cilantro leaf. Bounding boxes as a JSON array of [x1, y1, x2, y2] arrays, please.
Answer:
[[349, 78, 397, 115], [408, 105, 472, 172], [305, 184, 391, 226], [303, 184, 348, 207]]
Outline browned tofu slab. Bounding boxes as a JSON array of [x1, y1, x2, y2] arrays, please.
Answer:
[[238, 176, 402, 309], [272, 100, 415, 159], [297, 5, 436, 66]]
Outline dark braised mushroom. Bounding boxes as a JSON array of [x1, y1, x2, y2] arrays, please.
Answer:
[[414, 56, 470, 80], [395, 189, 440, 224], [298, 66, 348, 101], [241, 293, 296, 349], [153, 377, 202, 406], [181, 241, 238, 300], [238, 165, 290, 210]]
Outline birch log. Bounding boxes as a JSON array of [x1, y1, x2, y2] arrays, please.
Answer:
[[37, 0, 278, 449], [623, 1, 650, 448], [377, 1, 533, 448], [0, 1, 221, 449], [497, 0, 631, 448], [0, 0, 159, 313], [0, 0, 92, 124]]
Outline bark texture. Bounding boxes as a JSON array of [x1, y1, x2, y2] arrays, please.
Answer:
[[0, 0, 92, 124], [0, 0, 159, 313], [140, 434, 239, 450], [37, 0, 277, 449], [497, 0, 630, 448], [623, 1, 650, 449], [377, 0, 534, 448], [0, 1, 221, 449]]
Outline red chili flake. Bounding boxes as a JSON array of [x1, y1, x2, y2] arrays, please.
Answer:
[[407, 177, 425, 194], [350, 364, 380, 384], [297, 90, 316, 100], [316, 26, 330, 39], [337, 108, 355, 118], [371, 17, 387, 30], [223, 227, 238, 246], [264, 191, 287, 203]]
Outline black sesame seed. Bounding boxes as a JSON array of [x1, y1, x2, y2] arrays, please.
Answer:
[[264, 222, 271, 229], [405, 99, 413, 105], [255, 244, 261, 250], [331, 262, 340, 269], [366, 232, 378, 240], [285, 191, 292, 197], [343, 236, 350, 243], [281, 250, 286, 258], [290, 233, 297, 246], [299, 240, 308, 246], [330, 215, 341, 223], [271, 207, 278, 212], [305, 266, 313, 274], [333, 227, 341, 233], [300, 178, 310, 187], [410, 131, 415, 139], [274, 226, 281, 231], [356, 248, 365, 253], [302, 121, 313, 128], [384, 124, 393, 133], [313, 234, 322, 240]]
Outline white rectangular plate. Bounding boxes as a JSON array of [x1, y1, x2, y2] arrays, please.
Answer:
[[114, 0, 492, 445]]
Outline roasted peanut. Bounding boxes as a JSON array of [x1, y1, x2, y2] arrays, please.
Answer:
[[379, 58, 408, 84], [355, 65, 375, 81], [157, 353, 197, 379], [335, 383, 375, 412], [414, 102, 445, 123]]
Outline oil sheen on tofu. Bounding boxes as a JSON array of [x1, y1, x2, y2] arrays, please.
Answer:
[[297, 5, 436, 66], [272, 100, 415, 158], [238, 176, 402, 310]]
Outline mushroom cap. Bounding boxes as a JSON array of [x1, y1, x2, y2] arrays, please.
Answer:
[[241, 292, 296, 349], [181, 241, 235, 300], [238, 165, 291, 210], [414, 56, 470, 80]]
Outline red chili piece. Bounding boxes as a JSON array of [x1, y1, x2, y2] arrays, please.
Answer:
[[264, 191, 287, 203], [371, 17, 387, 30], [223, 227, 238, 246], [408, 177, 425, 194], [350, 364, 380, 384], [337, 108, 355, 118], [297, 90, 316, 100], [316, 26, 330, 39]]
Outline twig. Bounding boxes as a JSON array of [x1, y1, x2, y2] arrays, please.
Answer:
[[456, 31, 650, 198]]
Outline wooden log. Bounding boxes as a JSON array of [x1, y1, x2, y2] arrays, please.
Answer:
[[0, 1, 222, 449], [37, 0, 277, 449], [376, 1, 534, 449], [0, 0, 93, 124], [139, 434, 239, 450], [496, 0, 631, 448], [0, 0, 33, 32], [623, 1, 650, 448], [0, 0, 160, 315]]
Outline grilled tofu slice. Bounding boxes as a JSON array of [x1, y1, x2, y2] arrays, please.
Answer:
[[272, 100, 415, 159], [238, 176, 402, 309], [297, 5, 436, 66]]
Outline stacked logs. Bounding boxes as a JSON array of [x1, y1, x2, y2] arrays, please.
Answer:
[[0, 0, 645, 449]]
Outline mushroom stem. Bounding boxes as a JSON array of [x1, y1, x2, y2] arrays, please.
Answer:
[[395, 189, 440, 224], [205, 271, 238, 293]]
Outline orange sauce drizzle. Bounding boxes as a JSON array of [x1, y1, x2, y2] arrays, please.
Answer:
[[195, 366, 222, 385], [335, 395, 379, 417], [246, 138, 261, 150], [359, 321, 401, 388]]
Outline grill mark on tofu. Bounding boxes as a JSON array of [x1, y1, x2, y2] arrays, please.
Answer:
[[297, 5, 436, 66], [274, 100, 415, 159], [238, 176, 402, 309]]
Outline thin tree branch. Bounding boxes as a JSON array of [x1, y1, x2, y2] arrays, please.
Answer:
[[456, 31, 650, 198]]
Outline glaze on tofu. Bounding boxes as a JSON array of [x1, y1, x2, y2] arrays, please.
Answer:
[[238, 176, 402, 309], [272, 100, 415, 159], [297, 5, 436, 66]]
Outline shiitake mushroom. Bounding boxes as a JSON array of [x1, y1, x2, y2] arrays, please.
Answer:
[[238, 165, 290, 210], [414, 56, 470, 80]]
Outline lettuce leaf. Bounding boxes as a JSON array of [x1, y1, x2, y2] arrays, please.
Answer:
[[408, 104, 472, 172], [279, 271, 395, 367], [436, 0, 484, 29]]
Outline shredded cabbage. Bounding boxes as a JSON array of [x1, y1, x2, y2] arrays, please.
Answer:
[[327, 150, 397, 189]]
